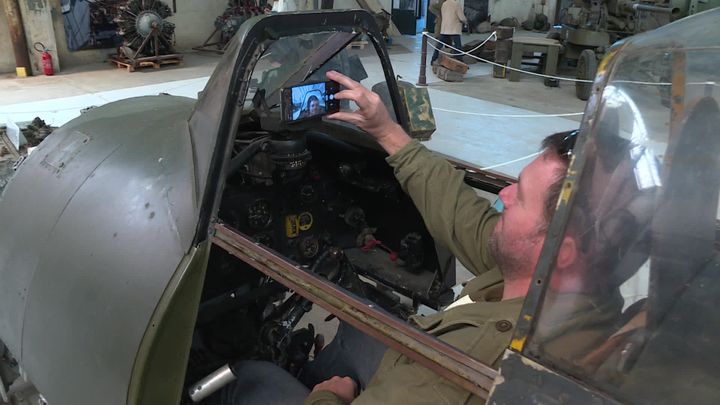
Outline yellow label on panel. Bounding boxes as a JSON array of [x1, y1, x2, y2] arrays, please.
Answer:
[[298, 212, 313, 231], [285, 215, 299, 238], [510, 336, 526, 352], [16, 67, 28, 78]]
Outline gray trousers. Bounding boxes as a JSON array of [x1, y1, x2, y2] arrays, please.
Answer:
[[207, 322, 387, 405]]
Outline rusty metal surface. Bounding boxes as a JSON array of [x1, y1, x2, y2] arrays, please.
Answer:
[[212, 222, 498, 399], [2, 0, 32, 75], [417, 32, 428, 86]]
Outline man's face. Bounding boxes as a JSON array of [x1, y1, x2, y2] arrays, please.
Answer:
[[490, 153, 566, 282], [309, 99, 320, 115]]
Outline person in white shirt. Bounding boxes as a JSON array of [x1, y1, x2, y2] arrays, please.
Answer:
[[431, 0, 467, 63]]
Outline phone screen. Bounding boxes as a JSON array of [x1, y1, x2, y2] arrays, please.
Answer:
[[281, 80, 340, 122]]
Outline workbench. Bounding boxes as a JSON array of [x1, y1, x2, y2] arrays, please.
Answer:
[[508, 36, 561, 83]]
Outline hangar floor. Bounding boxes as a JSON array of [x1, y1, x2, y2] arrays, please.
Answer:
[[1, 32, 585, 179]]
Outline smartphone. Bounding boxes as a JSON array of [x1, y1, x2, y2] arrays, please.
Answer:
[[281, 80, 340, 123]]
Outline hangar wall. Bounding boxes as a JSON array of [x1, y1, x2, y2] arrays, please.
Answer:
[[491, 0, 558, 25], [0, 0, 59, 75], [0, 1, 15, 73], [334, 0, 394, 13], [170, 0, 230, 51]]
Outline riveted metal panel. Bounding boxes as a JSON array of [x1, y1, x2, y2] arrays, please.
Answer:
[[0, 95, 200, 405]]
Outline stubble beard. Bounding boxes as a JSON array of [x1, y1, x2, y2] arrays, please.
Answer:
[[489, 226, 541, 283]]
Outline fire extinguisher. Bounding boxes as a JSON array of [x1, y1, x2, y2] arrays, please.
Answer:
[[34, 42, 54, 76]]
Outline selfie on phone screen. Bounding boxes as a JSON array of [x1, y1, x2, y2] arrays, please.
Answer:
[[295, 84, 326, 120], [282, 80, 340, 122]]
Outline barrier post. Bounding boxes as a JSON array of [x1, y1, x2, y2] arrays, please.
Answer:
[[417, 31, 428, 86]]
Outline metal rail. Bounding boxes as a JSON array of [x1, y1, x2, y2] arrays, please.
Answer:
[[212, 222, 498, 399]]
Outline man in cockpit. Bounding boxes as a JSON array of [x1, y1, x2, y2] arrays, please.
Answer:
[[214, 71, 592, 405], [299, 71, 584, 405]]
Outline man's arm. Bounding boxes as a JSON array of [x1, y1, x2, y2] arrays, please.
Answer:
[[387, 140, 498, 274], [326, 70, 498, 275], [456, 2, 467, 23], [305, 363, 464, 405]]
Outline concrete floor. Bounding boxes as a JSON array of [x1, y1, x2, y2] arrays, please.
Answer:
[[0, 32, 586, 179]]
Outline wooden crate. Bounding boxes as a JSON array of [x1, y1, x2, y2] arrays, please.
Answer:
[[435, 65, 464, 82], [439, 55, 469, 74]]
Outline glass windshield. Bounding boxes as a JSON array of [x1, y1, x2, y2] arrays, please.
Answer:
[[526, 10, 720, 404], [243, 32, 398, 127]]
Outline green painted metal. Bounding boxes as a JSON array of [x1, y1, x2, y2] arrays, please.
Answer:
[[127, 242, 211, 405]]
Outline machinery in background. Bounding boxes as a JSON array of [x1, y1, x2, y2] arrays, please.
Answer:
[[108, 0, 183, 72], [193, 1, 271, 54], [553, 0, 720, 99], [61, 0, 123, 51]]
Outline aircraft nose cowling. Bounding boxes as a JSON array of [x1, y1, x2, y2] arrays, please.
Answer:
[[0, 95, 200, 405]]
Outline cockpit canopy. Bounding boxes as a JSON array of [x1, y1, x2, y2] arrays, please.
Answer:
[[523, 9, 720, 404]]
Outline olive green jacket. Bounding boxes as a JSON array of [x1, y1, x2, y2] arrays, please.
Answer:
[[389, 140, 500, 279], [305, 141, 521, 405]]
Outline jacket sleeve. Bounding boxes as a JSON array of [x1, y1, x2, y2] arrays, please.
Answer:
[[456, 2, 467, 23], [386, 140, 499, 276], [304, 390, 345, 405]]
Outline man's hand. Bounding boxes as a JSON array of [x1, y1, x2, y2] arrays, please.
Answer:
[[326, 70, 411, 155], [311, 376, 358, 404]]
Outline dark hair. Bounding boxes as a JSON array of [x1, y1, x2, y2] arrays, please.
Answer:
[[540, 130, 578, 225], [307, 95, 319, 104]]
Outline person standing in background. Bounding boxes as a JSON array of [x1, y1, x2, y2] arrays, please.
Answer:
[[431, 0, 467, 63], [428, 0, 447, 38]]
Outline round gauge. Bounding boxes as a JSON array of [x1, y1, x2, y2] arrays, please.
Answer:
[[299, 184, 316, 203], [247, 200, 272, 230], [298, 211, 314, 231], [343, 206, 365, 228], [298, 236, 320, 259]]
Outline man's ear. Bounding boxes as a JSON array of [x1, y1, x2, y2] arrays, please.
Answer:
[[556, 236, 579, 269]]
